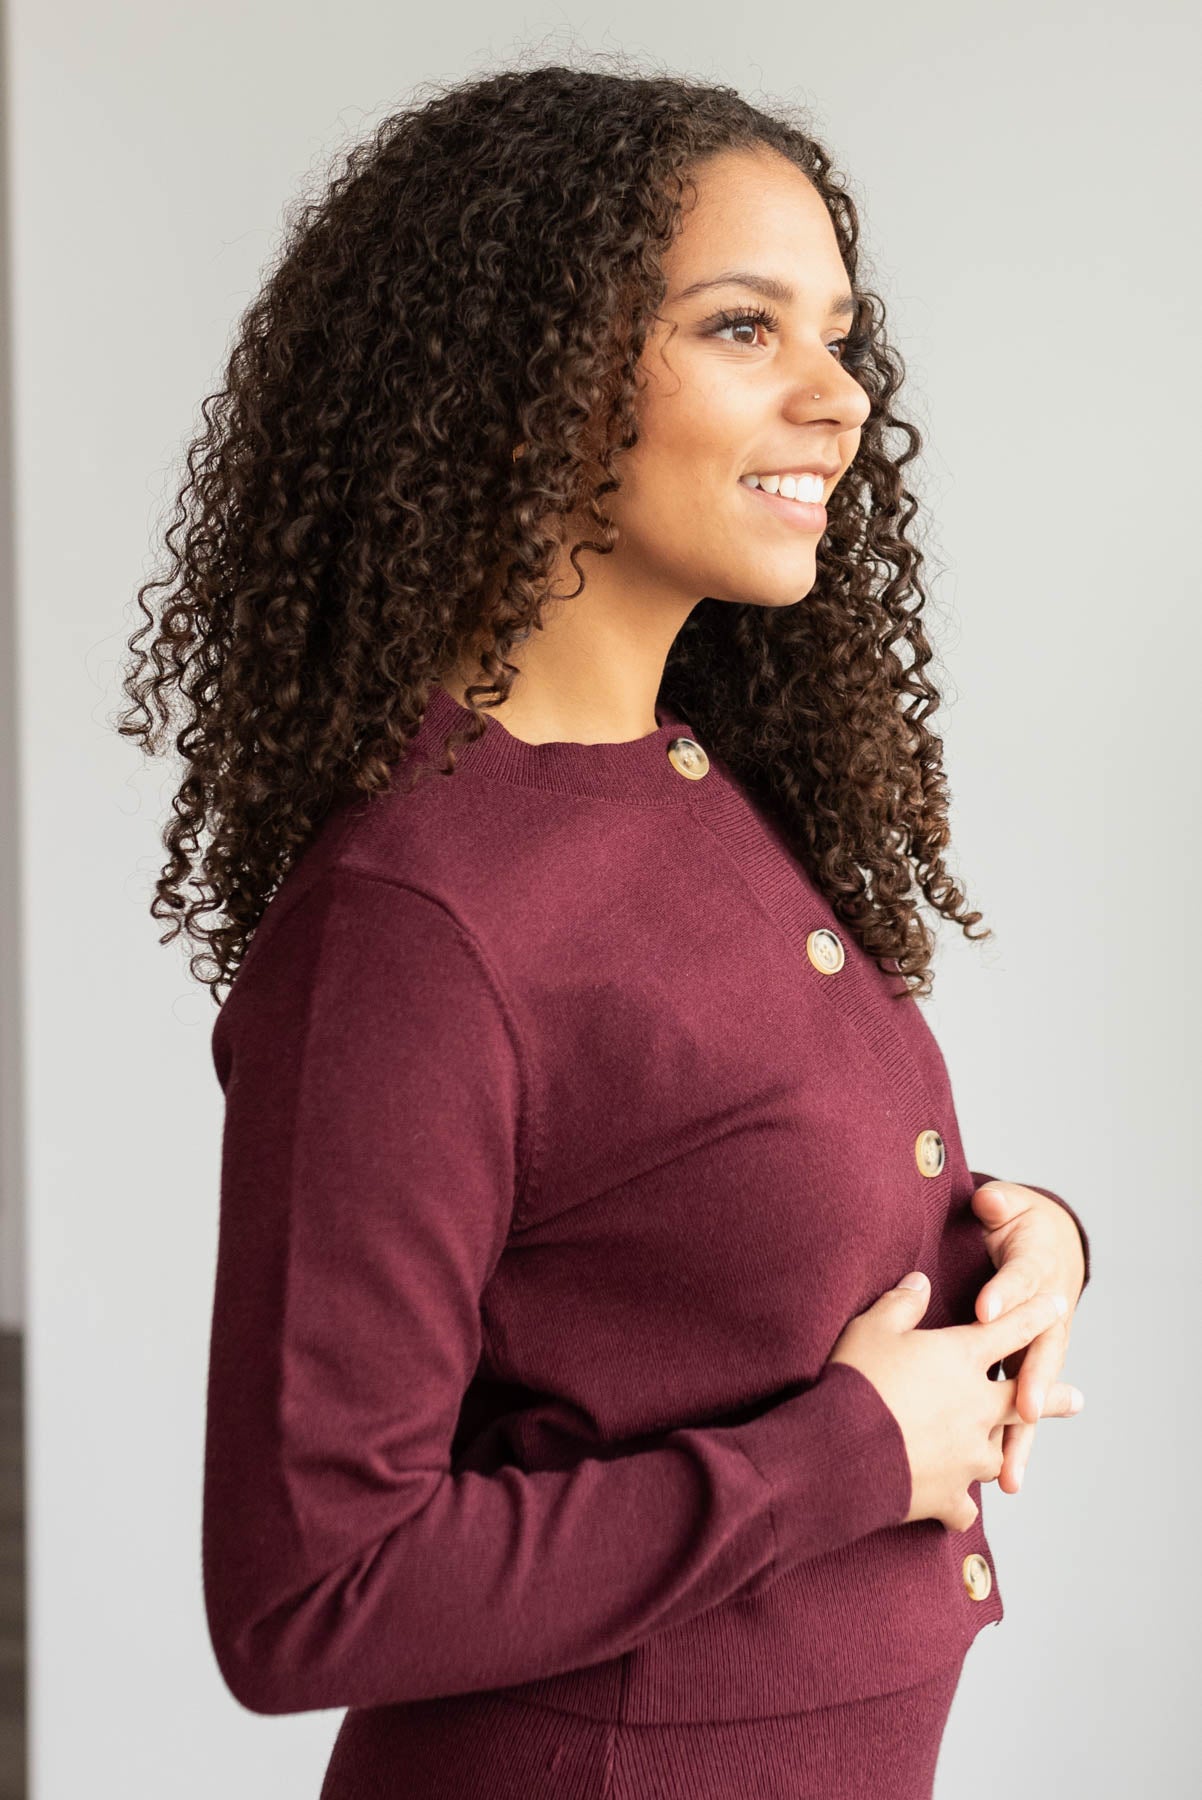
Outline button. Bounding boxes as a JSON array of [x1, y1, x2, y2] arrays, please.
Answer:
[[962, 1552, 992, 1601], [805, 928, 845, 974], [914, 1129, 945, 1178], [666, 736, 710, 780]]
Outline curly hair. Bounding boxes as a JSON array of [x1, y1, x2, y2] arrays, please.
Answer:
[[117, 54, 990, 1006]]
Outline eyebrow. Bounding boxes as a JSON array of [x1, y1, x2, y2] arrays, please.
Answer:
[[671, 270, 860, 318]]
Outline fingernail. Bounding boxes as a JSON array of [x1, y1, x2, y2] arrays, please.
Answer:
[[1052, 1293, 1068, 1316], [985, 1293, 1000, 1321], [1031, 1385, 1045, 1417], [1069, 1386, 1085, 1413]]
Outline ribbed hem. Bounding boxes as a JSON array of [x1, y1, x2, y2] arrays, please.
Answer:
[[320, 1656, 966, 1796], [728, 1360, 913, 1572], [406, 682, 704, 804]]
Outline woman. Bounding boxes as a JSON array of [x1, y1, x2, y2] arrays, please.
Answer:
[[119, 60, 1090, 1800]]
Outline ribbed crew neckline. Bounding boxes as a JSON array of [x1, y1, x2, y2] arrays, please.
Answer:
[[408, 682, 707, 804]]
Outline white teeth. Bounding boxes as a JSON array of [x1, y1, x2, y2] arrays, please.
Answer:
[[740, 472, 826, 503]]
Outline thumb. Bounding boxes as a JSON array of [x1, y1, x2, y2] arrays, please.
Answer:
[[878, 1269, 930, 1324]]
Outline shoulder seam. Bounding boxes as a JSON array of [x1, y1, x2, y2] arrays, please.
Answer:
[[328, 864, 540, 1226]]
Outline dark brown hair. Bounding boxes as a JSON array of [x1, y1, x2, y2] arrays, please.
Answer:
[[117, 55, 989, 1005]]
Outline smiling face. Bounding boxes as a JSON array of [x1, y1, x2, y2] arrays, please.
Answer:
[[604, 144, 872, 612]]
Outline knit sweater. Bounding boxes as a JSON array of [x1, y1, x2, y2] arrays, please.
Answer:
[[202, 683, 1090, 1724]]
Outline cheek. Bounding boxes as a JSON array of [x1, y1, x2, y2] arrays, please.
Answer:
[[611, 461, 730, 552], [610, 435, 718, 524], [635, 359, 754, 468], [607, 376, 766, 546]]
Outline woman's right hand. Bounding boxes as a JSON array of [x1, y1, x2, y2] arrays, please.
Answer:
[[827, 1272, 1079, 1531]]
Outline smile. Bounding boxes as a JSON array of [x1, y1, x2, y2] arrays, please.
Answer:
[[740, 480, 828, 533]]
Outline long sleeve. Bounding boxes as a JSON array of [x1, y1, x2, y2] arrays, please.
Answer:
[[202, 866, 914, 1717], [969, 1169, 1091, 1294]]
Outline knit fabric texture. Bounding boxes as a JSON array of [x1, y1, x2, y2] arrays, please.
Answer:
[[202, 683, 1090, 1732], [318, 1655, 969, 1799]]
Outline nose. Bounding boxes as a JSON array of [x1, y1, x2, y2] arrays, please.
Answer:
[[783, 357, 871, 434]]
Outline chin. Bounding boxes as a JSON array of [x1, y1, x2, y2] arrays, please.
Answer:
[[717, 569, 818, 609]]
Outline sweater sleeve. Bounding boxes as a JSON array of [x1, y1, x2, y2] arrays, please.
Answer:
[[203, 866, 913, 1717], [969, 1169, 1091, 1295]]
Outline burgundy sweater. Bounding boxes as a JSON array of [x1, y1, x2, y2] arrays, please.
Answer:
[[203, 683, 1089, 1723]]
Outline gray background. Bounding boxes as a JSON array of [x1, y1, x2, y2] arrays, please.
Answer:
[[2, 2, 1194, 1793]]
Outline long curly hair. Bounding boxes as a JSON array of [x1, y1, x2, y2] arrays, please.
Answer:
[[117, 55, 990, 1007]]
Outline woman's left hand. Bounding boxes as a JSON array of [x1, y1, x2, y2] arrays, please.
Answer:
[[971, 1179, 1087, 1493]]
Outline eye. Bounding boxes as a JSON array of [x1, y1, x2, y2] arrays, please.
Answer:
[[704, 303, 780, 347], [705, 304, 872, 369], [830, 329, 872, 369]]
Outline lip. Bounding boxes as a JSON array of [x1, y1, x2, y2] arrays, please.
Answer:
[[742, 483, 828, 533]]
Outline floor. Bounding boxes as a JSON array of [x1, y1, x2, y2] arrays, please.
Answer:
[[0, 1331, 25, 1800]]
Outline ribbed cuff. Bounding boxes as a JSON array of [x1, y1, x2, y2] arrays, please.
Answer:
[[728, 1359, 913, 1576], [970, 1170, 1091, 1294]]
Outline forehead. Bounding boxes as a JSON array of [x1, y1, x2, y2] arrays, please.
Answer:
[[665, 149, 847, 293]]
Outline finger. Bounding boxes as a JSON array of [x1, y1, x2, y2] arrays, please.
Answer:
[[999, 1418, 1036, 1493], [981, 1289, 1068, 1363], [1013, 1329, 1066, 1425], [986, 1340, 1029, 1384], [977, 1255, 1043, 1324], [992, 1376, 1081, 1427], [982, 1417, 1033, 1494]]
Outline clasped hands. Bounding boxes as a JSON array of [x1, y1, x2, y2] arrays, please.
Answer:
[[971, 1180, 1087, 1493]]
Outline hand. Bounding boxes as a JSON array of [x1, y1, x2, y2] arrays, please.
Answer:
[[971, 1179, 1086, 1495], [829, 1273, 1076, 1532]]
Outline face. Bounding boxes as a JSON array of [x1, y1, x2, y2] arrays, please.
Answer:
[[603, 145, 871, 612]]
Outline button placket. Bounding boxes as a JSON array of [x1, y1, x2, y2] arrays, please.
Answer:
[[676, 761, 955, 1287]]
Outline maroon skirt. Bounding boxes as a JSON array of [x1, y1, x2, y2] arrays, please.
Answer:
[[320, 1647, 968, 1800]]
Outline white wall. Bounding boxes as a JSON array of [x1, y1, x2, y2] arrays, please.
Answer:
[[0, 3, 20, 1332], [6, 3, 1197, 1794]]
